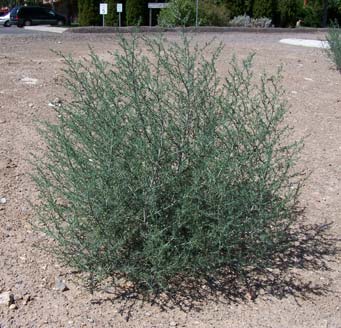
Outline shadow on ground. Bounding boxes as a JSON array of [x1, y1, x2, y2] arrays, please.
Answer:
[[85, 217, 339, 321]]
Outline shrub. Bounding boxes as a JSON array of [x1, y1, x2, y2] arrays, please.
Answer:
[[326, 22, 341, 72], [105, 0, 119, 27], [278, 0, 302, 27], [126, 0, 148, 26], [229, 14, 251, 26], [229, 15, 272, 28], [253, 0, 274, 19], [158, 0, 230, 27], [78, 0, 101, 26], [33, 34, 303, 292], [225, 0, 251, 17], [199, 0, 231, 26], [158, 0, 196, 27]]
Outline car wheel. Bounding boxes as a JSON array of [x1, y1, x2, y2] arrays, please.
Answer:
[[4, 21, 10, 27], [24, 20, 32, 26], [57, 20, 64, 26]]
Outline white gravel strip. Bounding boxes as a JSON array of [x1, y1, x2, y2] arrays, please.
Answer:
[[24, 26, 68, 34], [279, 38, 329, 48]]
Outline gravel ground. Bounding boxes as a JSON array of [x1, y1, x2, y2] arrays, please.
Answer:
[[0, 31, 340, 328]]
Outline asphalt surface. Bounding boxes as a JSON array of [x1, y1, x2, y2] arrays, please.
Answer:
[[0, 25, 51, 35]]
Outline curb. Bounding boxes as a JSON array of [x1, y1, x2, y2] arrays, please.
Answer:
[[24, 25, 68, 33], [66, 26, 328, 34]]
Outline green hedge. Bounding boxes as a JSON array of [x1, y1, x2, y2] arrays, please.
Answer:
[[126, 0, 148, 25], [78, 0, 101, 26]]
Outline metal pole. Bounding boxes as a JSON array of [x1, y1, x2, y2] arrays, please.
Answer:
[[195, 0, 198, 27], [149, 8, 152, 27], [102, 14, 104, 27], [119, 12, 121, 27]]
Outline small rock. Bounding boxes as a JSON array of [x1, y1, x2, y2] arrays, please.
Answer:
[[23, 295, 31, 305], [304, 77, 314, 82], [0, 197, 7, 204], [0, 292, 14, 306], [169, 322, 177, 327], [21, 77, 38, 85], [9, 304, 17, 310], [28, 103, 34, 108], [54, 277, 69, 292], [48, 102, 56, 108]]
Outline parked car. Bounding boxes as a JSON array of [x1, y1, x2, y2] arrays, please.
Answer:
[[0, 12, 10, 27], [11, 6, 66, 28], [9, 6, 21, 26], [0, 7, 9, 15]]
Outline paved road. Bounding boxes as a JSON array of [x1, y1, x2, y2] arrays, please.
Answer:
[[0, 25, 52, 35]]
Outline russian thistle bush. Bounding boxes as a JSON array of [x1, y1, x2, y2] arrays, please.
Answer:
[[33, 34, 303, 292], [326, 22, 341, 72]]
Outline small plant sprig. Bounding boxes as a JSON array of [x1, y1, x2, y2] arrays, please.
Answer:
[[326, 21, 341, 72]]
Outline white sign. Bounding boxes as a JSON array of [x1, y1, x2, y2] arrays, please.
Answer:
[[148, 3, 169, 9], [117, 3, 123, 13], [99, 3, 108, 15]]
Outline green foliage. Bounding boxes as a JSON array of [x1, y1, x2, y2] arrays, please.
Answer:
[[78, 0, 100, 26], [33, 34, 303, 292], [278, 0, 302, 26], [328, 0, 341, 22], [300, 3, 322, 27], [126, 0, 148, 25], [253, 0, 274, 18], [225, 0, 252, 17], [326, 22, 341, 72], [158, 0, 230, 27], [200, 0, 231, 26], [158, 0, 196, 27], [105, 0, 119, 26]]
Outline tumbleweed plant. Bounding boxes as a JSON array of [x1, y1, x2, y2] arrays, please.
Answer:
[[33, 34, 303, 292], [326, 21, 341, 72]]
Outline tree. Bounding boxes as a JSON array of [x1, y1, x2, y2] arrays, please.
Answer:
[[278, 0, 302, 26], [253, 0, 275, 18], [78, 0, 101, 26], [126, 0, 148, 25]]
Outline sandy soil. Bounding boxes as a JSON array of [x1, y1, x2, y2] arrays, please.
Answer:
[[0, 31, 340, 328]]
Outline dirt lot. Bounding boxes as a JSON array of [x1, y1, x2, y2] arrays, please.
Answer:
[[0, 31, 340, 328]]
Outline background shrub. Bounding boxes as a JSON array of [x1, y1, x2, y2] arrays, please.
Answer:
[[33, 34, 303, 292], [158, 0, 230, 27], [199, 0, 231, 26], [78, 0, 101, 26], [126, 0, 148, 25], [277, 0, 302, 27], [252, 0, 274, 18], [158, 0, 196, 27], [229, 15, 272, 27], [104, 0, 120, 26], [299, 4, 323, 27]]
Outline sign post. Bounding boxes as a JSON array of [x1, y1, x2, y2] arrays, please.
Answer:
[[195, 0, 199, 27], [148, 3, 169, 27], [117, 3, 123, 27], [99, 3, 108, 27]]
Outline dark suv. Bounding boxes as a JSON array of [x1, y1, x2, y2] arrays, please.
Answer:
[[12, 6, 66, 27]]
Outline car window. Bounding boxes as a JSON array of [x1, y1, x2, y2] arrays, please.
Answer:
[[48, 10, 55, 16], [10, 7, 19, 15]]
